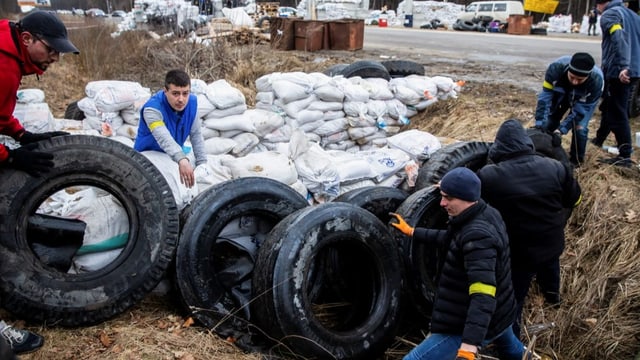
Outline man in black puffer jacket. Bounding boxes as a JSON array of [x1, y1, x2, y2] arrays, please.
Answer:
[[477, 119, 582, 338], [391, 167, 525, 360]]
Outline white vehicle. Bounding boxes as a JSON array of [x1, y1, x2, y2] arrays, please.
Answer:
[[457, 1, 524, 23]]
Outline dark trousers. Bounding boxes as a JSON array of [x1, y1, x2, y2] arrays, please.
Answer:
[[511, 258, 560, 338], [594, 78, 636, 159], [544, 96, 588, 164], [588, 23, 597, 35]]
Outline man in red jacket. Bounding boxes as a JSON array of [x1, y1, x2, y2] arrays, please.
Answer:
[[0, 10, 77, 177], [0, 10, 78, 356]]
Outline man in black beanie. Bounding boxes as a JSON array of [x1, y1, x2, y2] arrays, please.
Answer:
[[390, 167, 528, 360], [534, 52, 603, 168]]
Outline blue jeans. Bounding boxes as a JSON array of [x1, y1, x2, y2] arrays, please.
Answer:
[[403, 327, 524, 360]]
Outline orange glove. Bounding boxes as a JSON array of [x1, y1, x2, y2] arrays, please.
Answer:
[[389, 212, 414, 237], [455, 349, 476, 360]]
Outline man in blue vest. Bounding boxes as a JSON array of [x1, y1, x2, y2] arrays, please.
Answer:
[[134, 69, 207, 188]]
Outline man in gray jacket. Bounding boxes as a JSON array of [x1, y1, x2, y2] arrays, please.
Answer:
[[591, 0, 640, 168]]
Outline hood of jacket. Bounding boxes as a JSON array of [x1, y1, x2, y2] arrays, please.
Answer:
[[0, 20, 44, 76], [488, 119, 535, 163]]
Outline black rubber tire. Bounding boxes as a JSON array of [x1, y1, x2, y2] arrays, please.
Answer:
[[323, 63, 349, 77], [333, 186, 409, 224], [629, 80, 640, 118], [393, 185, 447, 320], [251, 202, 403, 359], [340, 60, 391, 81], [175, 177, 308, 348], [0, 135, 179, 326], [380, 60, 425, 77], [63, 100, 85, 120], [414, 141, 491, 191], [459, 20, 477, 31]]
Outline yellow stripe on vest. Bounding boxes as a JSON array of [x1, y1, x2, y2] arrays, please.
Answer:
[[149, 120, 165, 131], [543, 80, 553, 90], [469, 282, 496, 297], [574, 194, 583, 207], [610, 24, 622, 34]]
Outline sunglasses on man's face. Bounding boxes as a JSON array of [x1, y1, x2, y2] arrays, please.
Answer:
[[32, 34, 59, 56]]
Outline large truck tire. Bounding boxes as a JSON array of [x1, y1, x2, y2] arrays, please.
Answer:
[[175, 177, 308, 350], [392, 185, 448, 319], [340, 60, 391, 81], [414, 141, 491, 190], [251, 202, 403, 359], [0, 135, 179, 327], [333, 185, 409, 224], [381, 60, 425, 77]]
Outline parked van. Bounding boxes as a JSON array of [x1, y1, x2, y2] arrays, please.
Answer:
[[457, 1, 525, 23]]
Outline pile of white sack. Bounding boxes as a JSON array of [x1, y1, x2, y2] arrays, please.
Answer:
[[16, 71, 462, 208]]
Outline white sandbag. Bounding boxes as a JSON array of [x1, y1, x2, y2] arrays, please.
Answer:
[[203, 113, 256, 132], [377, 173, 405, 188], [321, 131, 351, 145], [348, 126, 378, 140], [263, 123, 294, 143], [201, 127, 221, 139], [307, 100, 344, 112], [271, 72, 316, 89], [363, 78, 394, 100], [339, 81, 370, 102], [290, 131, 340, 198], [298, 119, 325, 133], [390, 84, 422, 105], [314, 84, 345, 102], [205, 103, 248, 119], [357, 129, 388, 145], [94, 84, 151, 113], [77, 97, 98, 117], [308, 72, 332, 88], [360, 148, 411, 182], [414, 98, 439, 111], [255, 73, 276, 93], [322, 110, 346, 121], [120, 106, 139, 125], [343, 101, 368, 117], [219, 129, 244, 138], [281, 95, 317, 118], [141, 151, 199, 210], [347, 115, 376, 128], [289, 179, 311, 201], [232, 132, 260, 157], [295, 109, 324, 124], [204, 137, 237, 155], [337, 179, 377, 196], [222, 151, 299, 185], [272, 80, 312, 104], [256, 91, 275, 106], [385, 98, 409, 120], [368, 100, 387, 120], [205, 79, 246, 109], [328, 150, 376, 183], [85, 80, 145, 98], [37, 187, 128, 273], [250, 109, 285, 137], [404, 75, 439, 100], [194, 157, 233, 192], [16, 89, 45, 104], [191, 78, 208, 95], [386, 129, 442, 161], [115, 124, 138, 139], [324, 139, 355, 150], [314, 117, 349, 137], [12, 102, 56, 132], [196, 93, 216, 120], [83, 115, 102, 131]]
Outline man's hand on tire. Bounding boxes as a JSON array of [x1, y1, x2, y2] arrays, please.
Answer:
[[19, 131, 69, 145], [5, 144, 54, 177]]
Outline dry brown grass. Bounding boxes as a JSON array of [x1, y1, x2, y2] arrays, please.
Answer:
[[13, 19, 640, 360]]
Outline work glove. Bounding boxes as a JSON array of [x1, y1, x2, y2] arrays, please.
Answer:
[[5, 144, 55, 177], [550, 130, 562, 147], [389, 212, 414, 237], [19, 130, 69, 145], [455, 349, 477, 360]]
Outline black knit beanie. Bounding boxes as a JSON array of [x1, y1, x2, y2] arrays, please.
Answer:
[[440, 167, 481, 202], [568, 52, 595, 77]]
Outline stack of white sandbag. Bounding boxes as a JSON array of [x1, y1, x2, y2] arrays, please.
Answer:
[[13, 89, 58, 133], [76, 80, 151, 142]]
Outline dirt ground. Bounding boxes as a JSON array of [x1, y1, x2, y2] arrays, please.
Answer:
[[6, 26, 640, 360]]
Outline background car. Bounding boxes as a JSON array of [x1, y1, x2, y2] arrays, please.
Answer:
[[86, 8, 107, 18], [110, 10, 127, 18]]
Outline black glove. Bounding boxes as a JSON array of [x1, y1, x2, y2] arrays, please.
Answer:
[[550, 131, 562, 147], [19, 131, 69, 145], [5, 144, 54, 177]]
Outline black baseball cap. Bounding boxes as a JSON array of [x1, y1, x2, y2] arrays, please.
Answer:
[[18, 10, 79, 54]]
